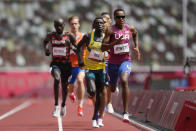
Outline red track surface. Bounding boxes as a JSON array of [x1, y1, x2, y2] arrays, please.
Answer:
[[0, 98, 141, 131]]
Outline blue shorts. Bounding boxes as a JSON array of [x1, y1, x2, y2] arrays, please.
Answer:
[[69, 67, 85, 84], [108, 61, 132, 85]]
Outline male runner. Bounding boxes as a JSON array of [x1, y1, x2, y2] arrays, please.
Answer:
[[77, 17, 108, 128], [101, 9, 141, 123], [68, 16, 85, 116], [43, 18, 76, 118]]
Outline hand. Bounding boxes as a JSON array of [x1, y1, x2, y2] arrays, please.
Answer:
[[45, 49, 50, 56], [115, 35, 123, 45], [134, 47, 141, 61]]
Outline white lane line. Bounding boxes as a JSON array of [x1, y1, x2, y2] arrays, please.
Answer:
[[112, 112, 159, 131], [57, 116, 63, 131], [0, 101, 32, 120]]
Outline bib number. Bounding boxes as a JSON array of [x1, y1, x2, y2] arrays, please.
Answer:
[[53, 47, 66, 56], [88, 50, 104, 61], [114, 43, 129, 54]]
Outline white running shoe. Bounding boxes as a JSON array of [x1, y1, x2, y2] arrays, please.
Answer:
[[52, 105, 60, 117], [97, 119, 104, 127], [123, 113, 130, 123], [60, 106, 66, 117], [114, 86, 119, 96], [92, 120, 99, 128], [107, 103, 114, 114]]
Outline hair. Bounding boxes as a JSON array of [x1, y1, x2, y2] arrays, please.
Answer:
[[113, 8, 125, 17], [68, 16, 80, 23], [101, 12, 110, 16], [92, 16, 104, 29]]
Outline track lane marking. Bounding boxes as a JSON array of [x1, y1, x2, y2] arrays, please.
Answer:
[[57, 116, 63, 131], [112, 112, 159, 131], [0, 100, 32, 120]]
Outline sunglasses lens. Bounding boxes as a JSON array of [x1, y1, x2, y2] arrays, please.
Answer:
[[116, 16, 125, 19]]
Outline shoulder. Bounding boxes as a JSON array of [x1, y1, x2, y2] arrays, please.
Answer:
[[124, 24, 131, 30], [44, 31, 54, 41]]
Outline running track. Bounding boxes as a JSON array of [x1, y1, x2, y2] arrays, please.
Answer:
[[0, 98, 144, 131]]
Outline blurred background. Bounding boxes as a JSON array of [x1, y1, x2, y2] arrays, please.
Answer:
[[0, 0, 196, 69]]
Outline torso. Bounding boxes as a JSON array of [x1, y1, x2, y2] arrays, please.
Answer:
[[47, 31, 71, 63], [109, 24, 132, 64], [84, 31, 106, 70], [70, 32, 84, 67]]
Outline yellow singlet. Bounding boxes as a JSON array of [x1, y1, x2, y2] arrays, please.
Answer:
[[84, 31, 105, 70]]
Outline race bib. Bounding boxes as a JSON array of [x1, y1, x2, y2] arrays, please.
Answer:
[[70, 49, 75, 55], [88, 50, 104, 61], [114, 43, 129, 54], [53, 47, 66, 56]]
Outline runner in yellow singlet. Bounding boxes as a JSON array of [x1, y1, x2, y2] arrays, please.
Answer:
[[77, 17, 107, 128]]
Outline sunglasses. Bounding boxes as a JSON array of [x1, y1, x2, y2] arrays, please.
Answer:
[[115, 16, 125, 19]]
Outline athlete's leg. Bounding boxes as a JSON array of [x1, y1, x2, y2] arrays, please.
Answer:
[[99, 85, 107, 118], [86, 78, 96, 97], [76, 71, 85, 107], [68, 67, 77, 102], [61, 78, 69, 108], [52, 67, 61, 106], [118, 61, 131, 113], [92, 82, 105, 120], [120, 72, 129, 113], [107, 63, 119, 113], [51, 66, 61, 117]]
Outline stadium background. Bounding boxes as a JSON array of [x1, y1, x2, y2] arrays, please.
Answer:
[[0, 0, 196, 131]]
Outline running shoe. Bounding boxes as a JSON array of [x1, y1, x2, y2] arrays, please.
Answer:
[[107, 103, 114, 113], [60, 106, 66, 117], [69, 93, 76, 103], [77, 106, 83, 116], [92, 120, 99, 128], [114, 86, 120, 96], [52, 105, 59, 117], [123, 113, 130, 123], [97, 118, 104, 127]]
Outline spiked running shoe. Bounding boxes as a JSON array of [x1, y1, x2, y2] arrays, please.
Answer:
[[60, 106, 66, 118], [52, 105, 60, 117], [123, 113, 130, 123], [69, 93, 76, 103], [107, 103, 114, 114], [97, 118, 104, 127], [92, 120, 99, 128], [77, 106, 83, 116]]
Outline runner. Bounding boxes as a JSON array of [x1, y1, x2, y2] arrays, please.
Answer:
[[77, 17, 109, 128], [101, 12, 117, 114], [43, 18, 77, 118], [68, 16, 85, 116], [101, 9, 141, 123]]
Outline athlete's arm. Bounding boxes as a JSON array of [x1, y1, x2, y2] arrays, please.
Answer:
[[101, 27, 123, 51], [68, 33, 77, 52], [130, 26, 141, 61], [43, 33, 51, 56], [77, 33, 90, 67]]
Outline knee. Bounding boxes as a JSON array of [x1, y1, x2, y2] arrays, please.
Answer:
[[77, 77, 84, 85], [77, 74, 84, 83], [87, 87, 96, 98], [54, 71, 61, 81]]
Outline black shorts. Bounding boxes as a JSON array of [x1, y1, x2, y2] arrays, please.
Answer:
[[50, 62, 72, 82]]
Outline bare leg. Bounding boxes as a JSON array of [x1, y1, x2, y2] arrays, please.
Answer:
[[76, 72, 85, 107], [120, 72, 129, 113]]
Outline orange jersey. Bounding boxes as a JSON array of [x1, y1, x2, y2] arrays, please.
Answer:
[[70, 32, 85, 67]]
